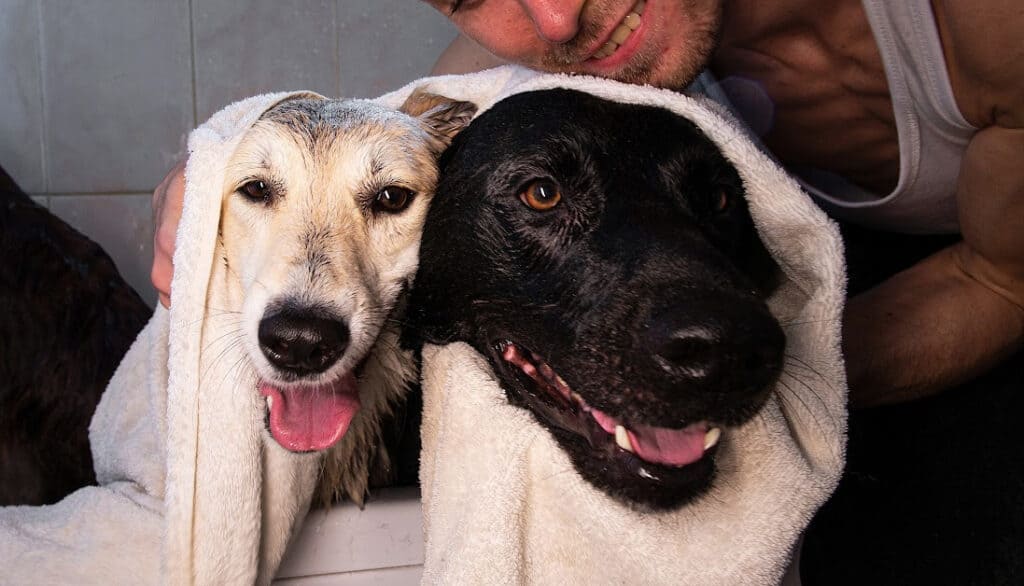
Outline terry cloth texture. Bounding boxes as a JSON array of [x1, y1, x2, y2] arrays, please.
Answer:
[[376, 66, 849, 585], [0, 91, 324, 585]]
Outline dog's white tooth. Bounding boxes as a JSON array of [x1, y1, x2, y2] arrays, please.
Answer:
[[266, 395, 274, 410], [704, 427, 722, 450], [615, 425, 634, 453]]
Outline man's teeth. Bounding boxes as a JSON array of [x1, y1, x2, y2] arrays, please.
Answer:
[[593, 0, 645, 60], [704, 427, 722, 450], [615, 425, 634, 453]]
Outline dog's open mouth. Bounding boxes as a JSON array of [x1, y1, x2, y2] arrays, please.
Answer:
[[497, 341, 722, 474], [259, 373, 361, 453]]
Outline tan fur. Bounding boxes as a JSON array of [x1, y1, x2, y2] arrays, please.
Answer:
[[213, 90, 475, 506]]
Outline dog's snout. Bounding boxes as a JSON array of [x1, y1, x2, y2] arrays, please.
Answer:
[[258, 311, 350, 376], [648, 297, 784, 396]]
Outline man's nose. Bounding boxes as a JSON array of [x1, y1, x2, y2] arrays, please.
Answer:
[[520, 0, 585, 43]]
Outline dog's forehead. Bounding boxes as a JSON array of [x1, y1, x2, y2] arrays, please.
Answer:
[[474, 90, 703, 149], [237, 98, 435, 175], [257, 98, 422, 142], [457, 91, 732, 192]]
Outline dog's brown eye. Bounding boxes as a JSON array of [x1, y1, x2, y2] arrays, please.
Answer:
[[716, 190, 729, 212], [374, 186, 413, 213], [520, 180, 561, 211], [239, 180, 272, 203]]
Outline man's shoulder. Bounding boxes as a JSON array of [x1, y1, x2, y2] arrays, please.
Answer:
[[934, 0, 1024, 128]]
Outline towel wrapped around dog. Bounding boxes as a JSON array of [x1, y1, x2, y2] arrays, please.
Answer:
[[377, 66, 847, 585], [0, 91, 325, 584]]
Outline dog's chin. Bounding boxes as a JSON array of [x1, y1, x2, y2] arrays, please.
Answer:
[[489, 340, 735, 511], [257, 359, 369, 454]]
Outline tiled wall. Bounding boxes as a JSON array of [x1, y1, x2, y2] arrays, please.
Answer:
[[1, 0, 458, 306]]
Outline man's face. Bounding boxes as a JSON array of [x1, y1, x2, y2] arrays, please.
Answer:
[[424, 0, 723, 89]]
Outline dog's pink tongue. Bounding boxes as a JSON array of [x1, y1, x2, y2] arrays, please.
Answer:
[[259, 374, 360, 452], [592, 408, 708, 467], [627, 423, 709, 467]]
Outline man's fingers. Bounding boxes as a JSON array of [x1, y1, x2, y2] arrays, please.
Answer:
[[151, 160, 187, 308], [151, 234, 174, 308]]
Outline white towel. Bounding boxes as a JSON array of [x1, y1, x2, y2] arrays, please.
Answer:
[[0, 91, 324, 585], [378, 66, 848, 585]]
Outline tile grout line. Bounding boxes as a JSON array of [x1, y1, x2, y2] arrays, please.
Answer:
[[188, 0, 198, 129], [334, 0, 341, 97], [35, 0, 48, 193], [38, 192, 153, 198]]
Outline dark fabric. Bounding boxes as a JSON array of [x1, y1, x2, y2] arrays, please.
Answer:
[[0, 165, 151, 505], [802, 223, 1024, 585]]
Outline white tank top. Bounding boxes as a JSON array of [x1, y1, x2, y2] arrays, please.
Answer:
[[696, 0, 977, 235]]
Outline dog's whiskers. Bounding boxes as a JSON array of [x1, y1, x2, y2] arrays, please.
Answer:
[[782, 354, 835, 391], [777, 317, 841, 329], [201, 341, 247, 390], [773, 377, 830, 440]]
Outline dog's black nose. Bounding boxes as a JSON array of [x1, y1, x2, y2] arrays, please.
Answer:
[[648, 297, 784, 396], [258, 311, 350, 376]]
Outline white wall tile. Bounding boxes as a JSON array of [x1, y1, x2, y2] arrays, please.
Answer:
[[41, 0, 193, 194], [337, 0, 458, 98], [48, 194, 157, 307], [193, 0, 339, 121], [0, 0, 45, 193]]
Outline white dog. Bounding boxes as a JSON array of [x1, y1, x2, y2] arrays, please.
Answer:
[[215, 89, 475, 505]]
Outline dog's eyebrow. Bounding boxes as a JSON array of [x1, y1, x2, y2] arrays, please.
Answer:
[[369, 156, 385, 177]]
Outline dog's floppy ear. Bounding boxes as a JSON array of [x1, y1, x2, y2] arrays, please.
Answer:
[[400, 88, 477, 153]]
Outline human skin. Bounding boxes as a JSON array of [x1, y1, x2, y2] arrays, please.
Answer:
[[152, 0, 1023, 407], [418, 0, 1024, 407]]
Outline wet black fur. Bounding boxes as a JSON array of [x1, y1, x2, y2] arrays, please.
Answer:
[[0, 166, 150, 505], [406, 89, 786, 510]]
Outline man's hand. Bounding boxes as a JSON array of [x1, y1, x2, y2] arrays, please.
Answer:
[[151, 161, 186, 308]]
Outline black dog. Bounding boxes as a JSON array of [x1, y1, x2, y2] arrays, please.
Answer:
[[407, 89, 785, 510], [0, 167, 150, 505]]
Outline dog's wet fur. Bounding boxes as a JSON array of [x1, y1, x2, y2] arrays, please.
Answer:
[[407, 89, 785, 510], [210, 89, 475, 505]]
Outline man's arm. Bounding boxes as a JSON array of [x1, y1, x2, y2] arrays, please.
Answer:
[[431, 33, 507, 75], [844, 0, 1024, 407]]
